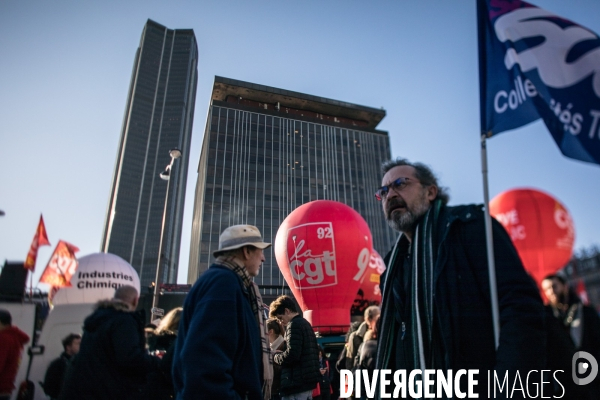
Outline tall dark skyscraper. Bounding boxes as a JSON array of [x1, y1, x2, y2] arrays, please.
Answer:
[[102, 19, 198, 288], [188, 77, 395, 299]]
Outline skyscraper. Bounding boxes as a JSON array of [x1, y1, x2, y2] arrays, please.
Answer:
[[188, 77, 395, 300], [102, 19, 198, 288]]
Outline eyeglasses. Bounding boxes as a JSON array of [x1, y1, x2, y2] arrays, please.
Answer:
[[375, 177, 412, 201]]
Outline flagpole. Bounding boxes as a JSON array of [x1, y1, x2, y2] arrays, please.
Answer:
[[477, 0, 500, 350], [481, 135, 500, 349]]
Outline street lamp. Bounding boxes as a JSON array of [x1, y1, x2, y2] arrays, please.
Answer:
[[152, 148, 182, 319]]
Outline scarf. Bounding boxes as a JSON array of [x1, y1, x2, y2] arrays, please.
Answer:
[[376, 199, 443, 375], [270, 335, 285, 352], [215, 256, 273, 400], [410, 199, 441, 370]]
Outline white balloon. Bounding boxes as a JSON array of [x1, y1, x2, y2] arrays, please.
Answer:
[[52, 252, 141, 305]]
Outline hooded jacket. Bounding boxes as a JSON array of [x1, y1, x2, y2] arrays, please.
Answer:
[[59, 299, 159, 400], [0, 325, 30, 395]]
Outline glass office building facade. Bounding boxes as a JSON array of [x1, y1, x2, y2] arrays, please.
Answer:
[[102, 20, 198, 288], [188, 77, 396, 299]]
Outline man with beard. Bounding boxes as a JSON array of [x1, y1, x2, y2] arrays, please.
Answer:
[[542, 274, 600, 399], [374, 158, 545, 399]]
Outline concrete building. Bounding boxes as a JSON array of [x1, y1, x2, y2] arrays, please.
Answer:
[[188, 77, 396, 301], [188, 77, 395, 300]]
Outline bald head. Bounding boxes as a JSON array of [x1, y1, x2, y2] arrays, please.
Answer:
[[114, 285, 139, 310]]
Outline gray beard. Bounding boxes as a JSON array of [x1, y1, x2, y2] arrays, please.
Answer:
[[386, 201, 430, 233]]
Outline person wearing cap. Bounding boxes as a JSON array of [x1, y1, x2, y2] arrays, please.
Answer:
[[173, 224, 273, 400]]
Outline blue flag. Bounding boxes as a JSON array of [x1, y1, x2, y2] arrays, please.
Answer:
[[478, 0, 600, 165]]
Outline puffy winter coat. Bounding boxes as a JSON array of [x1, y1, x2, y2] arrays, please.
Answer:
[[274, 315, 320, 396]]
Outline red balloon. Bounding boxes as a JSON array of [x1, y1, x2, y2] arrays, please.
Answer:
[[275, 200, 373, 332], [358, 250, 386, 307], [490, 188, 575, 284]]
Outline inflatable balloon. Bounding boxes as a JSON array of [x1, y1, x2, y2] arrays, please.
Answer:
[[275, 200, 373, 332], [490, 188, 575, 284], [352, 250, 386, 316], [52, 252, 141, 305]]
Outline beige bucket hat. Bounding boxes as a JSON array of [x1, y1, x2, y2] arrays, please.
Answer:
[[213, 224, 271, 256]]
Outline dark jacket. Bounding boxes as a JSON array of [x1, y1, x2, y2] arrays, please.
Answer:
[[172, 265, 263, 400], [59, 299, 160, 400], [274, 315, 320, 396], [145, 332, 177, 400], [355, 339, 377, 375], [344, 322, 368, 370], [545, 302, 600, 399], [43, 352, 72, 399], [376, 204, 545, 397], [270, 338, 286, 397]]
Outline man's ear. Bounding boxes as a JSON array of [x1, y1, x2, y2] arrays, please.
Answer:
[[242, 246, 251, 260], [427, 185, 438, 202]]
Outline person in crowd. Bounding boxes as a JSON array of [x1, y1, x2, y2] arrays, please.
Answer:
[[335, 321, 360, 372], [59, 285, 160, 400], [148, 307, 182, 352], [0, 309, 30, 400], [312, 345, 331, 400], [267, 318, 286, 400], [269, 295, 320, 400], [144, 322, 158, 345], [344, 305, 380, 371], [542, 274, 600, 399], [173, 225, 273, 400], [350, 289, 368, 317], [334, 321, 360, 400], [145, 307, 183, 400], [42, 333, 81, 400], [374, 158, 545, 398], [353, 315, 379, 400]]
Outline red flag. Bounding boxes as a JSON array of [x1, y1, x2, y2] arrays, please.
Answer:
[[576, 280, 589, 306], [24, 215, 51, 271], [39, 240, 79, 287]]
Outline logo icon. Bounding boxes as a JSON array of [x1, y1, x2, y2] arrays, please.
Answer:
[[287, 222, 337, 289], [494, 7, 600, 98], [572, 351, 598, 385]]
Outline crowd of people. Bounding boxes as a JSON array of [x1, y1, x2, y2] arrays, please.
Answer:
[[3, 158, 600, 400]]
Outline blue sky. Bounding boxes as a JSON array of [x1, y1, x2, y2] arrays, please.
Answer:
[[1, 0, 599, 285]]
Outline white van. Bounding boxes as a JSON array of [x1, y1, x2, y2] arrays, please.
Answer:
[[26, 303, 95, 400], [2, 302, 94, 400]]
